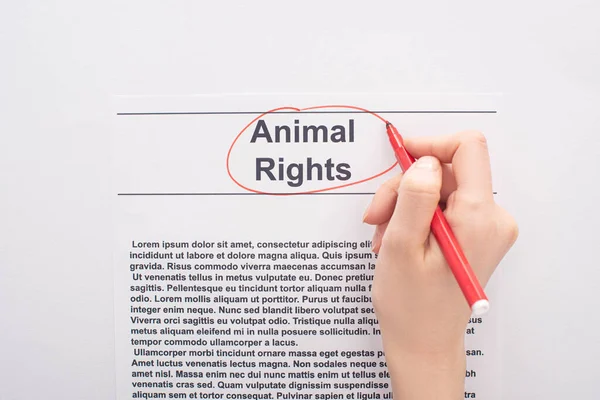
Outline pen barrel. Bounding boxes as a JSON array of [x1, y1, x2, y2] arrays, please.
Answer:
[[398, 148, 416, 171], [386, 123, 488, 310], [430, 207, 488, 307], [392, 142, 415, 171], [386, 125, 415, 171]]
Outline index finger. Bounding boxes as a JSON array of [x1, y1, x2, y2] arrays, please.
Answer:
[[403, 131, 494, 203]]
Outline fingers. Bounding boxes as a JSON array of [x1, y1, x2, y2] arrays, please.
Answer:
[[404, 131, 494, 204], [439, 164, 457, 204], [371, 221, 387, 254], [363, 164, 456, 226], [382, 156, 443, 253], [363, 174, 403, 225]]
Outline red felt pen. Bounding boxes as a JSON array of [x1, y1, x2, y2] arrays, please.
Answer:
[[386, 121, 490, 315]]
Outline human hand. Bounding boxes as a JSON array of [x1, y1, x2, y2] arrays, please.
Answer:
[[363, 131, 518, 399]]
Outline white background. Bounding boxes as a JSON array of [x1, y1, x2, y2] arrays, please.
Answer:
[[1, 1, 599, 399]]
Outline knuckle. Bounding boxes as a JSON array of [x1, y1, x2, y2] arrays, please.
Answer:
[[383, 173, 403, 193], [458, 131, 488, 151], [371, 284, 384, 313], [400, 174, 440, 199], [380, 227, 410, 253], [453, 191, 487, 212], [380, 230, 400, 251], [499, 213, 519, 245], [372, 175, 402, 206], [459, 130, 488, 147]]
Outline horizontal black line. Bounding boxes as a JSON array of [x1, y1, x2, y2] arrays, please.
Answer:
[[118, 192, 376, 196], [119, 191, 498, 196], [117, 110, 497, 116]]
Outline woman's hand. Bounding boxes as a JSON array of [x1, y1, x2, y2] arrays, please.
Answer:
[[363, 131, 518, 399]]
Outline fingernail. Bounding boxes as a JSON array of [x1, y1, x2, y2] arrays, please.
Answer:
[[414, 156, 439, 171], [371, 228, 382, 252], [362, 201, 372, 222]]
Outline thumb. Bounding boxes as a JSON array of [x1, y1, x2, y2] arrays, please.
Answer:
[[383, 156, 442, 254]]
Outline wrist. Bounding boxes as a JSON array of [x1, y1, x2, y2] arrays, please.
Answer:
[[383, 341, 466, 400]]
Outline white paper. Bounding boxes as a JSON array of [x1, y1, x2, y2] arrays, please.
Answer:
[[113, 94, 503, 400]]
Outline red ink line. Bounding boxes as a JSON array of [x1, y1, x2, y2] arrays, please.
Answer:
[[226, 105, 396, 196]]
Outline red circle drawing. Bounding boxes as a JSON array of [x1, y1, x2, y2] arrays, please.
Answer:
[[226, 105, 397, 195]]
